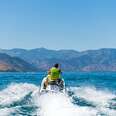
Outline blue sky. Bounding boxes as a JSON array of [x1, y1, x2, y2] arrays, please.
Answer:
[[0, 0, 116, 51]]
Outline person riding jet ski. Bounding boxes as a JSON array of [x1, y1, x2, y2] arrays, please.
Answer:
[[40, 63, 65, 93]]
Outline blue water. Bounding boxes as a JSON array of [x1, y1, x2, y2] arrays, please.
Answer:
[[0, 72, 116, 116]]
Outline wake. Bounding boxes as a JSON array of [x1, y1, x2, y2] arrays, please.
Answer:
[[0, 83, 115, 116]]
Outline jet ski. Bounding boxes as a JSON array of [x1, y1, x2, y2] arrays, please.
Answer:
[[40, 77, 65, 94]]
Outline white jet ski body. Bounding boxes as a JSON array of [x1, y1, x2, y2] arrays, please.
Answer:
[[40, 77, 65, 94]]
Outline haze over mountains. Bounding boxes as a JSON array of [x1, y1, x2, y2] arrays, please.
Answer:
[[0, 53, 37, 72], [0, 48, 116, 72]]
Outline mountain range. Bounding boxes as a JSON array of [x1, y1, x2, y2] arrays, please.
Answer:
[[0, 53, 37, 72], [0, 48, 116, 72]]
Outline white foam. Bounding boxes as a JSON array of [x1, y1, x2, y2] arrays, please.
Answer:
[[70, 86, 115, 107], [107, 109, 116, 116], [0, 83, 115, 116], [0, 83, 38, 106], [35, 92, 97, 116], [68, 86, 116, 116], [0, 108, 15, 116], [100, 108, 116, 116]]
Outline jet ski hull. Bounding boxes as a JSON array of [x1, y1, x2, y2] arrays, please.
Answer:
[[40, 77, 65, 94]]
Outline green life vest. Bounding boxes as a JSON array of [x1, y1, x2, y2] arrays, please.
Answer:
[[49, 67, 60, 81]]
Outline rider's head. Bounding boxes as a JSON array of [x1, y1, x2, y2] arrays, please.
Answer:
[[54, 63, 59, 68]]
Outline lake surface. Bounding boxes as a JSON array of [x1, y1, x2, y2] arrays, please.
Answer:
[[0, 72, 116, 116]]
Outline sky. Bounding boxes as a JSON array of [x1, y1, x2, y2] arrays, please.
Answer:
[[0, 0, 116, 51]]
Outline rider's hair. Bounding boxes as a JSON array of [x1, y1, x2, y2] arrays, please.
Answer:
[[54, 63, 59, 68]]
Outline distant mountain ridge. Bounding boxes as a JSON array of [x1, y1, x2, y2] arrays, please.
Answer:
[[0, 48, 116, 71], [0, 53, 37, 72]]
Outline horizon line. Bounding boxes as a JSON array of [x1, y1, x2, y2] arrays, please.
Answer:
[[0, 47, 116, 52]]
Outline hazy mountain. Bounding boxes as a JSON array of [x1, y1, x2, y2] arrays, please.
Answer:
[[0, 48, 116, 71], [0, 48, 79, 60], [0, 53, 37, 72]]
